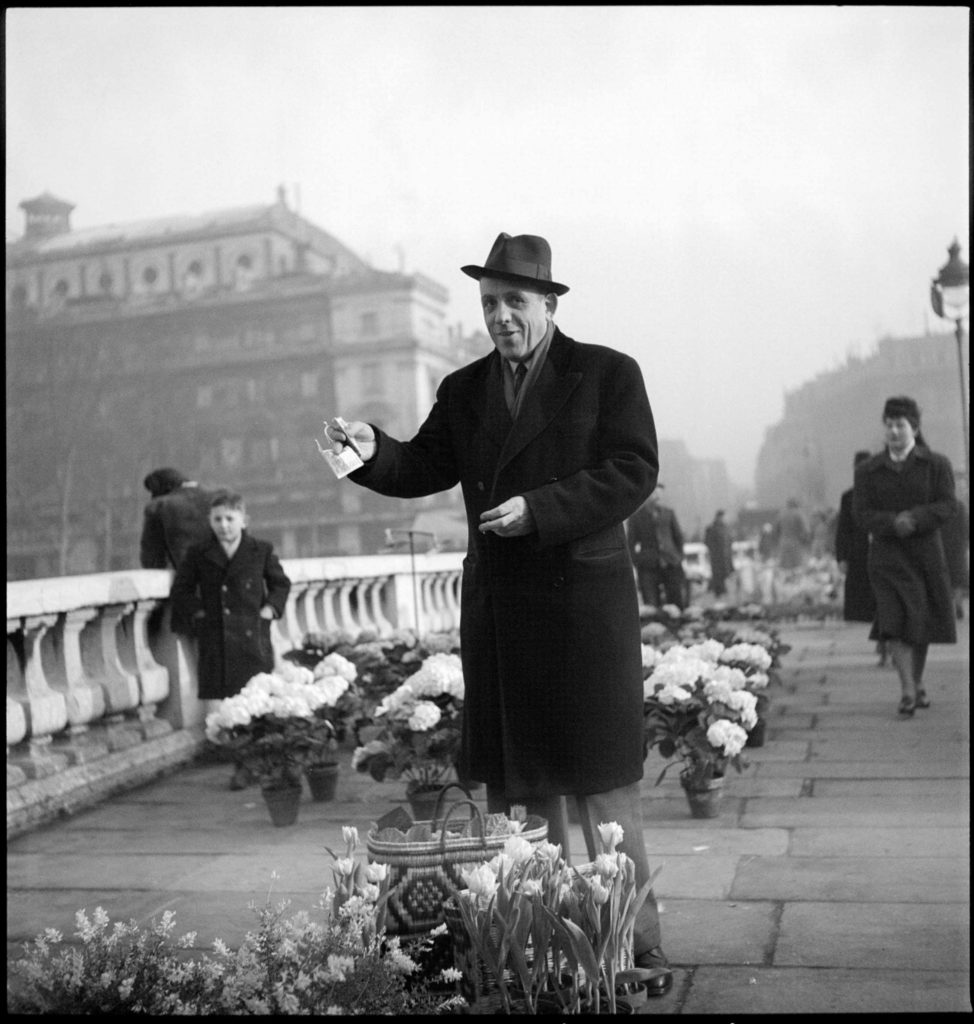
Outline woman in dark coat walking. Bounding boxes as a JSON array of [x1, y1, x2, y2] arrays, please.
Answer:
[[853, 397, 958, 717]]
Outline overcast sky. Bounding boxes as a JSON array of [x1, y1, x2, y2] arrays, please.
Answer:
[[6, 6, 969, 486]]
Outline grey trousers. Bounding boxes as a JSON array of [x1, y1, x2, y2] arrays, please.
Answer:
[[486, 781, 662, 954]]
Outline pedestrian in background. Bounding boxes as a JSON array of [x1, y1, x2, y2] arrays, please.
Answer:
[[324, 231, 672, 995], [627, 488, 688, 610], [940, 477, 969, 621], [140, 467, 213, 570], [704, 509, 734, 598], [853, 396, 958, 717], [835, 450, 888, 665], [773, 498, 810, 570], [170, 489, 291, 787]]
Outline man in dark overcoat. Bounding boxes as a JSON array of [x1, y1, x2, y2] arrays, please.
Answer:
[[627, 488, 688, 608], [324, 233, 672, 993], [140, 467, 213, 570], [835, 450, 878, 623], [704, 509, 734, 598]]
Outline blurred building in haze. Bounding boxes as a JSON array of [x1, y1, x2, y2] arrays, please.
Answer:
[[6, 188, 491, 579], [754, 331, 969, 513]]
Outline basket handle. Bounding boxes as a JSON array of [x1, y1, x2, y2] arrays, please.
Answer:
[[430, 781, 473, 826], [438, 798, 489, 856]]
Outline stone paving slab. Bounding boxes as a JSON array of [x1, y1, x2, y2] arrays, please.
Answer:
[[776, 901, 970, 971], [654, 898, 775, 966], [680, 964, 971, 1014], [741, 793, 965, 828], [6, 888, 179, 944], [789, 826, 970, 858], [646, 855, 740, 899], [731, 854, 969, 903], [752, 759, 970, 779], [6, 852, 218, 891], [644, 827, 789, 857], [813, 777, 970, 797]]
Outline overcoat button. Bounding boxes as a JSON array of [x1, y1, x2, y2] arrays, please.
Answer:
[[552, 576, 565, 588], [477, 481, 485, 491]]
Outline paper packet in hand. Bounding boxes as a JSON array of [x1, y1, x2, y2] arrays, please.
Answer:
[[316, 417, 364, 479]]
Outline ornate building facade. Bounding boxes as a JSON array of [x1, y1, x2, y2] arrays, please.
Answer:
[[6, 189, 490, 579], [754, 330, 969, 512]]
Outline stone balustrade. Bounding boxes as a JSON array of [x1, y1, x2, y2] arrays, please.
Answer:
[[6, 551, 463, 836]]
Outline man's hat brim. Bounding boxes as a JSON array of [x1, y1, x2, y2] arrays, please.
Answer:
[[461, 264, 569, 295]]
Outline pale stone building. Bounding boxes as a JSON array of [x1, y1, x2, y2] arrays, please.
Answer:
[[6, 188, 490, 579]]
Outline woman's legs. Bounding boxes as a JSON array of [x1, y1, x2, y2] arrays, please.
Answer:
[[912, 643, 931, 707], [888, 639, 917, 714]]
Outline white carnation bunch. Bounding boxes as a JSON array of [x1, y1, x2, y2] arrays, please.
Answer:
[[720, 642, 772, 670], [706, 718, 748, 757], [406, 699, 442, 732], [407, 652, 464, 700], [317, 652, 358, 683]]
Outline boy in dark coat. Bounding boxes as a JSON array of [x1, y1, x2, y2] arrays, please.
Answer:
[[170, 490, 291, 786]]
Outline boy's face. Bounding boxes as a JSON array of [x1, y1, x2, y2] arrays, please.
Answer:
[[209, 505, 246, 545]]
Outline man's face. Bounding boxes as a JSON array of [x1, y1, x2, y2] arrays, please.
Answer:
[[210, 505, 245, 545], [479, 277, 554, 362]]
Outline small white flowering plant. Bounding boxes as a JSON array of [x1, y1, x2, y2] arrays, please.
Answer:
[[446, 824, 665, 1014], [204, 662, 341, 790], [642, 640, 755, 788], [351, 652, 464, 790], [7, 835, 465, 1015]]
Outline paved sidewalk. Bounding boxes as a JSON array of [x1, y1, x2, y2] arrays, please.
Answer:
[[7, 617, 970, 1014]]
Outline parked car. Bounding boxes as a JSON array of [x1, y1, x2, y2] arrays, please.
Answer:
[[683, 542, 712, 587], [732, 539, 758, 570]]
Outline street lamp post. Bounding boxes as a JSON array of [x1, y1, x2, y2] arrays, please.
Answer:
[[931, 238, 970, 486]]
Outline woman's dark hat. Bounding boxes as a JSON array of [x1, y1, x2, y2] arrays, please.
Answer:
[[882, 395, 921, 429], [461, 233, 570, 295]]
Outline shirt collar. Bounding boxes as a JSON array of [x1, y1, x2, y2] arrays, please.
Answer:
[[506, 321, 554, 375], [888, 440, 916, 463]]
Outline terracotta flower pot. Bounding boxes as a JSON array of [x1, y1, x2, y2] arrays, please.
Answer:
[[305, 762, 340, 802], [680, 773, 725, 819], [746, 717, 767, 748], [261, 784, 302, 827], [405, 781, 443, 821]]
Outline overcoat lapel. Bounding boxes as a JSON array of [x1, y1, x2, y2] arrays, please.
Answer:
[[202, 537, 229, 569], [496, 341, 582, 475], [481, 352, 513, 450]]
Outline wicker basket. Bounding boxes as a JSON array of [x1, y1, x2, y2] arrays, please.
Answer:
[[366, 785, 548, 936]]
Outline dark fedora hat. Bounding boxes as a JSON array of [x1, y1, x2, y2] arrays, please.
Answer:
[[461, 233, 569, 295]]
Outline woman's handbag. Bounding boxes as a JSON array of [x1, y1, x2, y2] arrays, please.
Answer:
[[365, 782, 547, 936]]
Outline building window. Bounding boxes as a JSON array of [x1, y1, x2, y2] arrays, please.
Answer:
[[222, 438, 243, 467], [362, 362, 382, 394], [360, 312, 378, 336], [142, 266, 158, 286], [237, 254, 253, 271], [53, 279, 70, 297], [99, 272, 113, 293]]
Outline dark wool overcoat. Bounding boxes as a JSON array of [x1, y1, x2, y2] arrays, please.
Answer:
[[139, 485, 214, 569], [834, 486, 876, 623], [170, 533, 291, 699], [853, 446, 958, 645], [351, 329, 659, 799]]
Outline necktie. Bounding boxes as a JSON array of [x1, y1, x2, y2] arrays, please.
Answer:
[[513, 362, 527, 399]]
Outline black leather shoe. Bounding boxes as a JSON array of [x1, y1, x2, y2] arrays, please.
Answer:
[[634, 947, 673, 996]]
